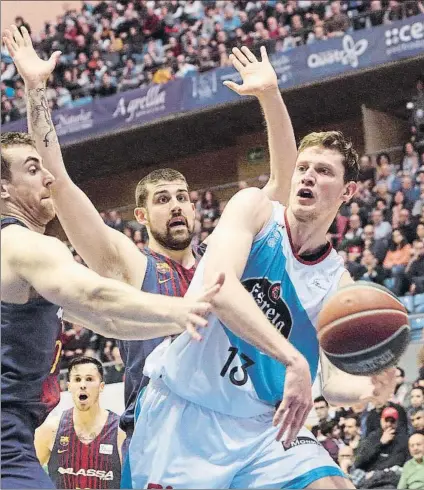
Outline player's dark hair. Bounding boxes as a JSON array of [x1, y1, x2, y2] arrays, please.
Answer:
[[298, 131, 359, 183], [1, 132, 36, 182], [135, 168, 188, 208], [314, 396, 329, 407], [68, 356, 104, 381]]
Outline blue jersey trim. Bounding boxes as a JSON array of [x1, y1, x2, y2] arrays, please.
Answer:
[[282, 466, 345, 489]]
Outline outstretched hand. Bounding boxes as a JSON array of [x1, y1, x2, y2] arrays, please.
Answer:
[[223, 46, 278, 97], [3, 24, 61, 88]]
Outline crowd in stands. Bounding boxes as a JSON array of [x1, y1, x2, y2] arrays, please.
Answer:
[[311, 363, 424, 488], [2, 0, 424, 122]]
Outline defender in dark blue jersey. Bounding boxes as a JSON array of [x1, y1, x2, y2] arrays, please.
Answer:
[[0, 130, 218, 489], [35, 357, 125, 490]]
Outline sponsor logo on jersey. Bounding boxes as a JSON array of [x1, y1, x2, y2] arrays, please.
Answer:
[[283, 436, 320, 451], [242, 278, 293, 339], [99, 443, 113, 455], [60, 436, 69, 446], [57, 467, 114, 480], [156, 262, 171, 274]]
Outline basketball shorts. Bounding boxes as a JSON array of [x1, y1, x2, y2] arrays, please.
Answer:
[[125, 379, 346, 489], [1, 408, 55, 489]]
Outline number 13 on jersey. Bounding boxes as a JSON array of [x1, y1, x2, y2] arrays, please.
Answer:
[[220, 347, 255, 386]]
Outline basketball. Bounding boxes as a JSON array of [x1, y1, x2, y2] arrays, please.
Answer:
[[317, 282, 411, 376]]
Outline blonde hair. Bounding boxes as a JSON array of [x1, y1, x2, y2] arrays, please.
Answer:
[[298, 131, 359, 183]]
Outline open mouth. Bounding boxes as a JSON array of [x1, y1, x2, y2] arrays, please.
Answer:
[[168, 216, 187, 228], [79, 394, 88, 401], [297, 188, 314, 199]]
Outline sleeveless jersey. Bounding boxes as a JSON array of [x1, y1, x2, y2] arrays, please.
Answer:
[[118, 246, 203, 434], [48, 408, 121, 489], [1, 217, 62, 426], [144, 203, 347, 418]]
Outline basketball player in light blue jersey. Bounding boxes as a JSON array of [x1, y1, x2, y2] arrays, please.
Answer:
[[128, 48, 397, 489]]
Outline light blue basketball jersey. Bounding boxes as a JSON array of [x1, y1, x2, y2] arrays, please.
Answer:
[[143, 202, 346, 418]]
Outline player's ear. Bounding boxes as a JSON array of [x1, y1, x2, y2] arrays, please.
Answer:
[[1, 179, 10, 199], [342, 181, 357, 202], [134, 206, 148, 225], [99, 381, 105, 393]]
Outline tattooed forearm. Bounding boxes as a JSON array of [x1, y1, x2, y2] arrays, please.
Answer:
[[27, 87, 58, 148]]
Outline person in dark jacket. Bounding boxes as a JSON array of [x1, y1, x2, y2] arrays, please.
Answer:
[[355, 407, 409, 473], [366, 401, 409, 436]]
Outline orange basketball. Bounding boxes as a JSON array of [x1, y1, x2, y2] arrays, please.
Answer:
[[317, 282, 410, 375]]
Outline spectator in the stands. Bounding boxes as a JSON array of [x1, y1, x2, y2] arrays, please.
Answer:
[[410, 387, 424, 413], [340, 214, 363, 249], [366, 402, 409, 436], [410, 409, 424, 435], [401, 177, 420, 211], [324, 0, 350, 37], [1, 98, 20, 124], [359, 249, 386, 284], [104, 346, 125, 384], [355, 406, 409, 472], [369, 0, 385, 26], [376, 160, 396, 192], [402, 142, 420, 175], [93, 71, 117, 97], [371, 208, 392, 240], [312, 396, 333, 429], [320, 420, 343, 462], [397, 433, 424, 490], [406, 240, 424, 294], [338, 445, 366, 488], [343, 416, 362, 454], [393, 366, 412, 407], [383, 230, 412, 270], [358, 154, 376, 185]]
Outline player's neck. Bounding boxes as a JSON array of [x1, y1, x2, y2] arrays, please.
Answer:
[[73, 403, 105, 429], [285, 208, 330, 255], [149, 239, 195, 268], [1, 207, 46, 234]]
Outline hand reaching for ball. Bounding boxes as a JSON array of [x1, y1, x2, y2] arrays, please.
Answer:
[[360, 367, 397, 405]]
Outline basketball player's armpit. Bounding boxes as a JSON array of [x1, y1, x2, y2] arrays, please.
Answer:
[[320, 353, 374, 406]]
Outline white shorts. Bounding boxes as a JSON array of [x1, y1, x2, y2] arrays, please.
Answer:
[[126, 379, 345, 489]]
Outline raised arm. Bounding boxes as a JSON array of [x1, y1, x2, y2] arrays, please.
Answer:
[[203, 187, 312, 444], [320, 271, 397, 406], [6, 226, 219, 340], [224, 46, 297, 204], [3, 25, 144, 286]]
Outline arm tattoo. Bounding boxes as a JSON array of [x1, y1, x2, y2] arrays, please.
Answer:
[[27, 87, 58, 148]]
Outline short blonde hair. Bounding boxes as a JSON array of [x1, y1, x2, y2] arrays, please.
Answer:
[[298, 131, 359, 183]]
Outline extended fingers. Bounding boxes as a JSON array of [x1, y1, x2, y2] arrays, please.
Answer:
[[241, 46, 257, 63], [20, 26, 32, 46], [11, 24, 25, 47], [3, 30, 18, 55], [232, 47, 251, 66], [229, 53, 244, 73]]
